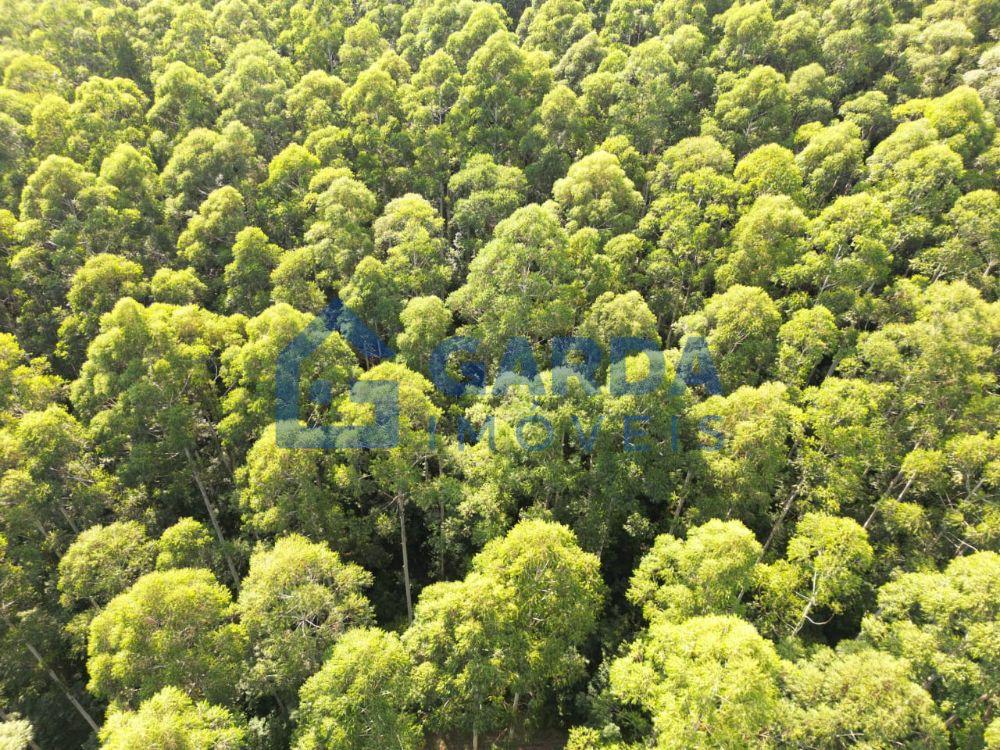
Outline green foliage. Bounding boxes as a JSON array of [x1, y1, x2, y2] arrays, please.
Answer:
[[57, 521, 154, 608], [628, 519, 761, 623], [294, 628, 420, 750], [155, 517, 216, 571], [98, 687, 247, 750], [176, 185, 248, 294], [610, 615, 783, 748], [237, 534, 374, 703], [70, 299, 242, 505], [150, 267, 208, 304], [405, 519, 604, 740], [449, 203, 583, 355], [87, 568, 247, 707], [554, 149, 643, 239], [678, 285, 782, 389], [56, 254, 146, 369], [0, 0, 998, 745], [754, 513, 874, 638], [221, 303, 358, 454], [223, 226, 282, 316], [0, 333, 62, 424], [396, 295, 452, 374], [782, 647, 948, 748], [862, 552, 1000, 743], [716, 194, 806, 290], [0, 717, 33, 750], [689, 383, 801, 525]]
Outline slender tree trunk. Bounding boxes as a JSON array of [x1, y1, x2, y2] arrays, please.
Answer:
[[14, 632, 100, 735], [185, 447, 241, 591], [508, 692, 522, 742], [438, 498, 445, 579], [54, 504, 79, 535], [440, 179, 450, 239], [945, 691, 993, 729], [862, 470, 912, 531], [791, 597, 816, 637], [791, 571, 822, 637], [273, 690, 288, 718], [668, 469, 693, 535], [398, 495, 413, 624], [759, 480, 804, 559]]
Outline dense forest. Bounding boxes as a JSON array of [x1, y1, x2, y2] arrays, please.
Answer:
[[0, 0, 997, 746]]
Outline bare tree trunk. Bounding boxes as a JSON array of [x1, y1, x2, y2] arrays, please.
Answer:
[[16, 633, 99, 735], [668, 469, 693, 535], [273, 690, 288, 718], [398, 496, 413, 624], [54, 504, 79, 535], [438, 498, 445, 579], [759, 481, 803, 559], [945, 692, 993, 729], [791, 571, 827, 637], [185, 448, 241, 591], [864, 475, 914, 530], [791, 597, 816, 637]]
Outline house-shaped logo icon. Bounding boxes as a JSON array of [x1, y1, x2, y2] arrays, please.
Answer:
[[275, 298, 399, 449]]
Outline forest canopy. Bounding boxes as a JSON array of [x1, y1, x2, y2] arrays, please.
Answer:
[[0, 0, 998, 747]]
